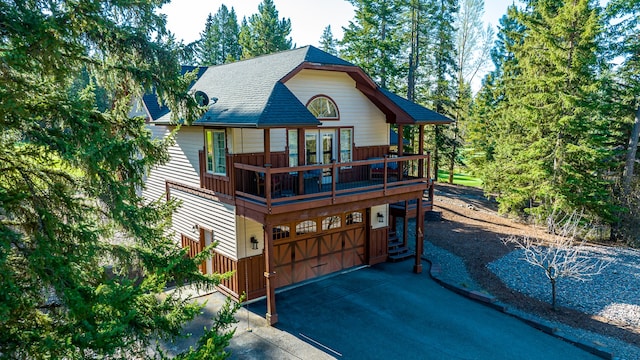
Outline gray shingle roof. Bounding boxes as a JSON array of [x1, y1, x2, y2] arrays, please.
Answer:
[[380, 88, 453, 124], [185, 47, 323, 127], [145, 46, 452, 127]]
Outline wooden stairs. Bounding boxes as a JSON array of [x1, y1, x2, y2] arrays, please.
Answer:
[[387, 230, 414, 262]]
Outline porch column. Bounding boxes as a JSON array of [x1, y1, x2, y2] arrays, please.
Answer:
[[403, 201, 409, 247], [263, 222, 278, 325], [418, 125, 425, 178], [297, 128, 304, 193], [397, 125, 404, 156], [397, 125, 404, 182], [263, 128, 271, 166], [414, 195, 424, 274]]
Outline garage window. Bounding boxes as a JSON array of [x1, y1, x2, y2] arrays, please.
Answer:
[[296, 220, 317, 235], [346, 211, 363, 225], [322, 216, 342, 230], [273, 226, 290, 240]]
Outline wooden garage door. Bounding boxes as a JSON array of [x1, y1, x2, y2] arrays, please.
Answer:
[[273, 212, 366, 289]]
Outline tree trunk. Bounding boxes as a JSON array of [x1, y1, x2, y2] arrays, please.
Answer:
[[407, 5, 419, 102], [448, 122, 458, 184], [551, 278, 557, 311], [623, 106, 640, 192], [434, 126, 440, 182]]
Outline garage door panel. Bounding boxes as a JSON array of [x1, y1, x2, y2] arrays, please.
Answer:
[[320, 234, 341, 253], [320, 252, 342, 274], [342, 228, 365, 268], [294, 237, 319, 260], [276, 264, 293, 288], [274, 242, 294, 287], [293, 258, 319, 283], [344, 228, 365, 250]]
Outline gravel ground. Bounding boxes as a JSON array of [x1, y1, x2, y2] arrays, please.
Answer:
[[487, 246, 640, 360], [489, 246, 640, 329]]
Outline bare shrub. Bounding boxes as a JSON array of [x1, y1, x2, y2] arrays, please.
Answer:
[[502, 211, 611, 310]]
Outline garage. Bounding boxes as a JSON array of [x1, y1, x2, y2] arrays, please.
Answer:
[[272, 211, 366, 288]]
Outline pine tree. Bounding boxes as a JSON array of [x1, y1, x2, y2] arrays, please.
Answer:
[[467, 6, 525, 177], [477, 1, 618, 221], [0, 1, 236, 357], [403, 0, 437, 102], [238, 0, 293, 59], [424, 0, 459, 179], [319, 25, 339, 55], [341, 0, 404, 90], [198, 5, 242, 65], [604, 0, 640, 242]]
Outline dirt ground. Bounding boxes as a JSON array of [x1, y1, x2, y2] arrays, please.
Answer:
[[428, 183, 639, 346]]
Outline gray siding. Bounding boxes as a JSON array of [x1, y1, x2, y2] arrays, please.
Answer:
[[142, 125, 202, 202]]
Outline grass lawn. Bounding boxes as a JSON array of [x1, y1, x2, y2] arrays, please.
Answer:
[[436, 170, 483, 188]]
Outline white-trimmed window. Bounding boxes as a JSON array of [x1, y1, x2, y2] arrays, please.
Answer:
[[307, 96, 339, 120], [340, 128, 352, 164], [205, 129, 226, 175], [288, 130, 298, 167]]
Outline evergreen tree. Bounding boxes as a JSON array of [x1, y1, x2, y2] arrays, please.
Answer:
[[198, 5, 242, 65], [476, 1, 617, 221], [319, 25, 339, 55], [424, 0, 459, 179], [341, 0, 404, 89], [604, 0, 640, 243], [0, 1, 236, 357], [403, 0, 437, 102], [467, 6, 525, 176], [238, 0, 293, 59]]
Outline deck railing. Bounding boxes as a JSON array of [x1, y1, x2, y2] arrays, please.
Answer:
[[234, 154, 431, 208]]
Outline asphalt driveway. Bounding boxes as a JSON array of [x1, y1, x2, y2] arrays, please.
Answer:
[[168, 261, 600, 359]]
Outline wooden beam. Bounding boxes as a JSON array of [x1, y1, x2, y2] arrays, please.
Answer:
[[298, 128, 305, 193], [398, 125, 404, 181], [264, 129, 271, 167], [418, 125, 425, 179], [403, 201, 409, 247], [263, 222, 278, 325], [414, 195, 424, 274]]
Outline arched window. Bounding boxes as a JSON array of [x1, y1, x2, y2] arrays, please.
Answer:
[[307, 96, 339, 120]]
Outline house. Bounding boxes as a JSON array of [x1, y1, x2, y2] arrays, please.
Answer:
[[137, 46, 452, 325]]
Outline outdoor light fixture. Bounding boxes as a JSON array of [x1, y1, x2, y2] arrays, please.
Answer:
[[377, 212, 384, 223], [250, 236, 259, 250], [192, 224, 199, 233]]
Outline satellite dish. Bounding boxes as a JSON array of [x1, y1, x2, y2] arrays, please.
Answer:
[[194, 90, 209, 106]]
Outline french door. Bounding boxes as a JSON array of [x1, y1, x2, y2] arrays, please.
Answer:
[[305, 129, 336, 184]]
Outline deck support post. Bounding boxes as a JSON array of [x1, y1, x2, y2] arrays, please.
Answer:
[[263, 222, 278, 325], [413, 195, 424, 274], [397, 124, 404, 182], [418, 125, 425, 178], [403, 201, 409, 247], [263, 128, 271, 166]]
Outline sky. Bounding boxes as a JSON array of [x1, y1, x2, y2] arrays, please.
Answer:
[[161, 0, 514, 48]]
